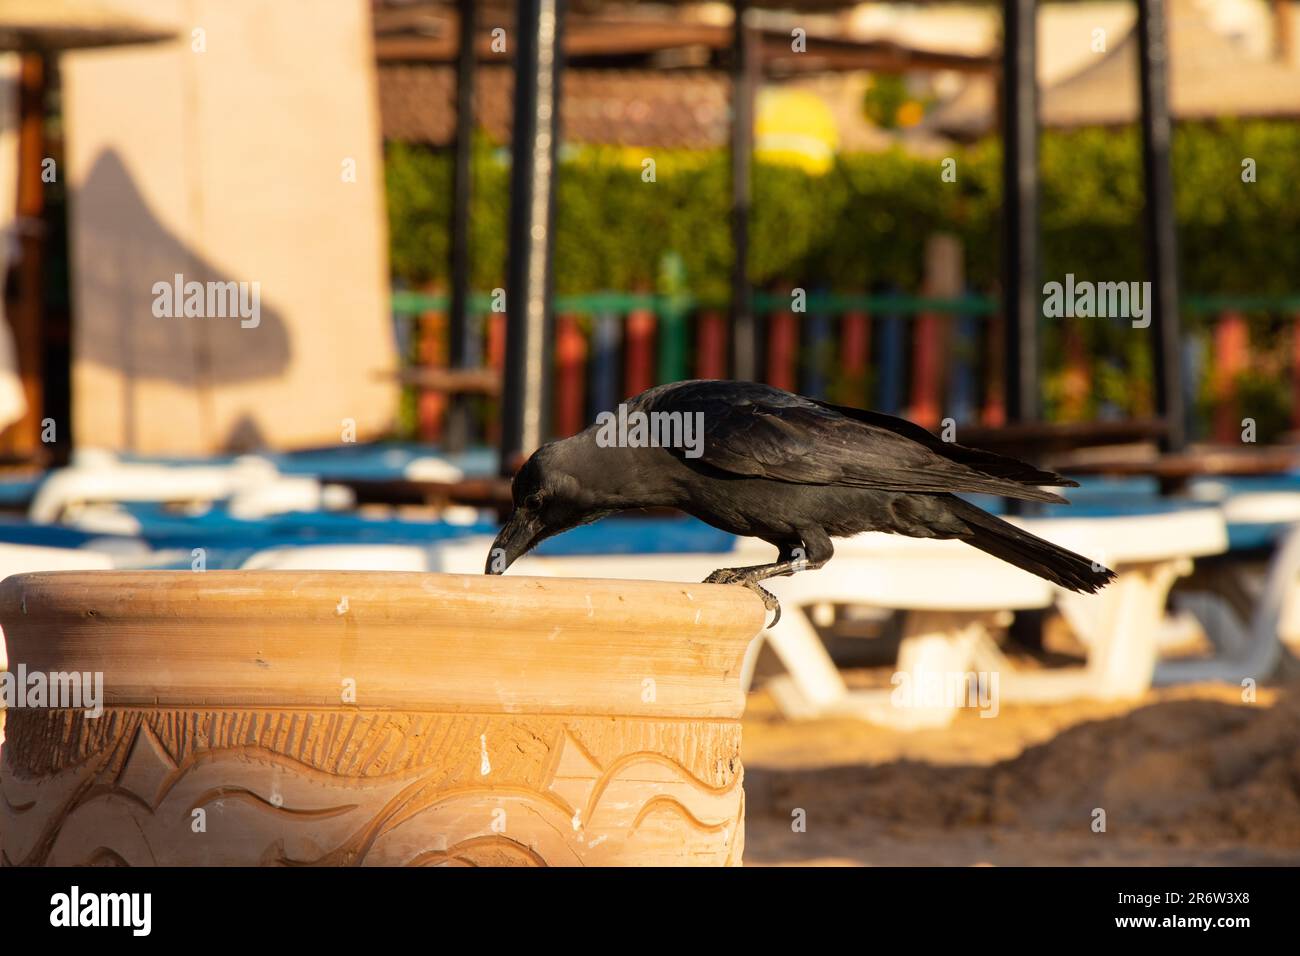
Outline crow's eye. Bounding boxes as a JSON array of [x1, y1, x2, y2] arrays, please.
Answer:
[[524, 493, 544, 510]]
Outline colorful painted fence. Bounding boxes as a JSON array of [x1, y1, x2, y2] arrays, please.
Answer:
[[391, 289, 1300, 446]]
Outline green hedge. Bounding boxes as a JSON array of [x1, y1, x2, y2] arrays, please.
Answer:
[[386, 120, 1300, 300]]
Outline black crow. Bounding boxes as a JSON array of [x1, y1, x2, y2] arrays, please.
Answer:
[[486, 379, 1115, 622]]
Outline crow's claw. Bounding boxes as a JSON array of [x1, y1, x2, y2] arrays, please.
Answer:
[[702, 569, 781, 628], [747, 581, 782, 628]]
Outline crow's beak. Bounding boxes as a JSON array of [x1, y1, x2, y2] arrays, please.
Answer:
[[485, 509, 543, 574]]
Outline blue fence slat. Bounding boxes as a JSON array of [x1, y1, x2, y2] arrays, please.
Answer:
[[948, 302, 979, 423], [1183, 334, 1202, 442], [590, 310, 622, 418], [803, 292, 831, 399], [877, 310, 904, 414]]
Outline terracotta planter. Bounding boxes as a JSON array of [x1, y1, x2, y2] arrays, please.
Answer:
[[0, 571, 763, 866]]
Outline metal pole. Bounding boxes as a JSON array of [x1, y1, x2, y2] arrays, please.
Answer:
[[500, 0, 564, 473], [1138, 0, 1186, 451], [445, 0, 478, 452], [730, 0, 757, 380], [1000, 0, 1039, 424]]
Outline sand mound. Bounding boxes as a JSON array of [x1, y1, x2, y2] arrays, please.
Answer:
[[990, 695, 1300, 843], [745, 687, 1300, 862]]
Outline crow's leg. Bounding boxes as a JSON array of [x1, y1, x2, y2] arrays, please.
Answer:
[[704, 530, 834, 627]]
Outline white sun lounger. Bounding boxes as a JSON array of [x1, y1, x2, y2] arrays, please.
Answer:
[[432, 538, 729, 590], [975, 507, 1228, 704], [0, 542, 114, 579], [1152, 490, 1300, 686], [28, 450, 358, 524], [239, 543, 439, 572], [723, 505, 1225, 726], [731, 533, 1057, 727], [0, 543, 115, 671]]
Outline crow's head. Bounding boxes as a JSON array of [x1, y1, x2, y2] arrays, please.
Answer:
[[486, 440, 600, 574]]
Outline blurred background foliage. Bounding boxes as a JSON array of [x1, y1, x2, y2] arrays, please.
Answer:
[[387, 120, 1298, 300]]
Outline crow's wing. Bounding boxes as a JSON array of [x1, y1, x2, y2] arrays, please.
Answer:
[[631, 380, 1068, 503], [811, 399, 1076, 488]]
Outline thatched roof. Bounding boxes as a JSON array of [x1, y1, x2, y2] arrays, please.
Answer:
[[380, 64, 733, 147], [1042, 0, 1300, 125], [374, 3, 991, 74], [0, 0, 174, 53], [930, 0, 1300, 137]]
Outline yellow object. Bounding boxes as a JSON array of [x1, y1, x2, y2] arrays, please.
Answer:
[[895, 100, 925, 128], [755, 88, 839, 175]]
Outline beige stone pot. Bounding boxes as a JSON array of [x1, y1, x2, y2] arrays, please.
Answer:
[[0, 571, 763, 866]]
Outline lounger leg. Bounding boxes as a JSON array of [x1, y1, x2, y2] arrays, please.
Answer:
[[985, 559, 1191, 704], [1156, 522, 1300, 685], [756, 597, 852, 717], [1081, 559, 1187, 697], [884, 611, 1003, 729]]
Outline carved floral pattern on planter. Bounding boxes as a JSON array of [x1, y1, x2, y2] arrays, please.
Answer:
[[1, 708, 744, 866]]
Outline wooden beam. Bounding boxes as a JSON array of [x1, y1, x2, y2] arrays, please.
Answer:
[[381, 367, 502, 395], [374, 20, 995, 74]]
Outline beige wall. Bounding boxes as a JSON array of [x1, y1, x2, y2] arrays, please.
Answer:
[[64, 0, 396, 453]]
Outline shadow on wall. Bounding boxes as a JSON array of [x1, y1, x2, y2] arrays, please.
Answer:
[[224, 413, 268, 453], [74, 148, 292, 450]]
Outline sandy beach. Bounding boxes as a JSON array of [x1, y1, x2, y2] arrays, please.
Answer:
[[743, 678, 1300, 866]]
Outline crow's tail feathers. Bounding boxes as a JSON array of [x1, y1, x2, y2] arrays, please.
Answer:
[[950, 498, 1116, 594]]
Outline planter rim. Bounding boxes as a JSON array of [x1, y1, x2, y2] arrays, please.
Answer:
[[0, 570, 764, 719]]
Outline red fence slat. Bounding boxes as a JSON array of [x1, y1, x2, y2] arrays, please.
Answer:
[[910, 311, 944, 427], [695, 310, 728, 379], [841, 310, 869, 377], [766, 307, 797, 391], [554, 313, 588, 437], [625, 307, 656, 398], [485, 312, 507, 444], [1212, 310, 1249, 443], [417, 298, 446, 443]]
